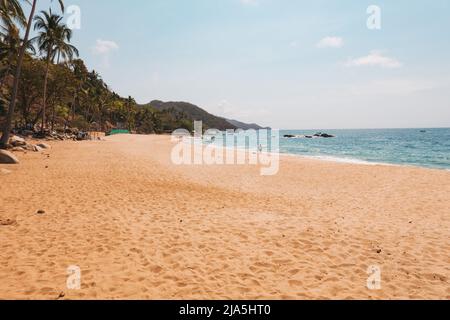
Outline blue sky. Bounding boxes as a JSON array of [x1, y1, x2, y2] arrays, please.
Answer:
[[29, 0, 450, 129]]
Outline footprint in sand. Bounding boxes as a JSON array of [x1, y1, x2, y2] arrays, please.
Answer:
[[150, 265, 163, 274], [0, 218, 17, 226], [288, 269, 300, 276], [288, 280, 303, 287]]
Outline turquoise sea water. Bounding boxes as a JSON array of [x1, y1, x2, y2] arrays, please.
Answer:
[[279, 128, 450, 170], [206, 128, 450, 170]]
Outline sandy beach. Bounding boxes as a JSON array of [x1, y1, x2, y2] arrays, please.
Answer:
[[0, 134, 449, 300]]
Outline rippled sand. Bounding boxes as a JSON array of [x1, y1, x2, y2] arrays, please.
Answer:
[[0, 134, 449, 299]]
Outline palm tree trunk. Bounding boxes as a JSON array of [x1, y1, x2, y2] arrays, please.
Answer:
[[0, 0, 38, 148], [41, 52, 51, 133], [70, 84, 81, 126], [51, 105, 55, 132]]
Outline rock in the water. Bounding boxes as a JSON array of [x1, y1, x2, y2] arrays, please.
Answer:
[[0, 150, 19, 164], [9, 135, 26, 147], [37, 143, 51, 149], [313, 132, 335, 138]]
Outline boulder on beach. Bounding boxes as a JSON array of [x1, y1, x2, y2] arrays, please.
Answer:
[[23, 144, 42, 152], [23, 144, 35, 151], [11, 147, 25, 152], [0, 150, 20, 164], [9, 135, 26, 147], [37, 143, 51, 149]]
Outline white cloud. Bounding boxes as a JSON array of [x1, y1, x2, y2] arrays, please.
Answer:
[[92, 39, 119, 55], [92, 39, 119, 68], [346, 51, 402, 68], [317, 36, 344, 48]]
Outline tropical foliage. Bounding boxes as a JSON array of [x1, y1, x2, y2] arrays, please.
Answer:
[[0, 1, 233, 147]]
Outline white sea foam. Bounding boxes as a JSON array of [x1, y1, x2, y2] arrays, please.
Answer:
[[202, 140, 391, 167], [300, 155, 390, 166]]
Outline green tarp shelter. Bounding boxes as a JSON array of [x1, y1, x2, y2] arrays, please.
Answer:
[[106, 129, 130, 136]]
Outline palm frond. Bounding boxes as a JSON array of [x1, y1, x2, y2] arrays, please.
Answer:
[[32, 8, 79, 64]]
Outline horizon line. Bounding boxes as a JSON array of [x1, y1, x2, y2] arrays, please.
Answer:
[[277, 126, 450, 131]]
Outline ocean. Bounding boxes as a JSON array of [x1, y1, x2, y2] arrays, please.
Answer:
[[205, 128, 450, 170], [280, 128, 450, 170]]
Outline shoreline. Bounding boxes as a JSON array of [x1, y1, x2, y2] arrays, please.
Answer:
[[283, 152, 450, 172], [199, 138, 450, 173], [5, 132, 449, 172]]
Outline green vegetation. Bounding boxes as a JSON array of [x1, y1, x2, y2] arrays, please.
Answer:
[[141, 100, 237, 132], [0, 1, 252, 148]]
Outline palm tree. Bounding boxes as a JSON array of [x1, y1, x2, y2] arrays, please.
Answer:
[[0, 0, 64, 148], [0, 23, 35, 92], [32, 9, 78, 133], [0, 0, 26, 38], [68, 59, 88, 124], [0, 23, 35, 66], [125, 96, 136, 132], [53, 27, 78, 64], [0, 1, 27, 79]]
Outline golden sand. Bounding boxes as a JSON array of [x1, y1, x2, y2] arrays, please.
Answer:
[[0, 134, 449, 299]]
